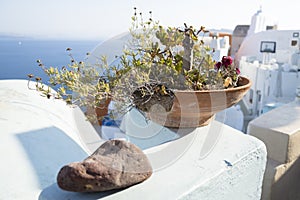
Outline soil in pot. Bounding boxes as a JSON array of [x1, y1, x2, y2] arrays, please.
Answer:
[[132, 83, 175, 113]]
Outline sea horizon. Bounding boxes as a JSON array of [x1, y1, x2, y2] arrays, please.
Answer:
[[0, 36, 101, 81]]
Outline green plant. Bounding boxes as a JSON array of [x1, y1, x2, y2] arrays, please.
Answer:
[[126, 8, 240, 90], [110, 8, 241, 112], [27, 48, 125, 123]]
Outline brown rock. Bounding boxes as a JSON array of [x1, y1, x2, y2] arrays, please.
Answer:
[[57, 139, 152, 192]]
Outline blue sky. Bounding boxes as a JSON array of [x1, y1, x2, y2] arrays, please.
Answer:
[[1, 0, 299, 40]]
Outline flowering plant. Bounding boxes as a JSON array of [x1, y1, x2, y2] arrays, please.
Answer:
[[107, 8, 244, 113], [214, 56, 240, 88], [27, 8, 244, 124], [120, 8, 242, 92]]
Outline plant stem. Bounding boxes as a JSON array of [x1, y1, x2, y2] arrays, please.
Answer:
[[182, 33, 194, 72]]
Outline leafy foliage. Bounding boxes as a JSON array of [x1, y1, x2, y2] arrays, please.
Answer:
[[125, 8, 240, 91]]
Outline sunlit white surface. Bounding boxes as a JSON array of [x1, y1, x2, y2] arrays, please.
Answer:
[[0, 79, 266, 200]]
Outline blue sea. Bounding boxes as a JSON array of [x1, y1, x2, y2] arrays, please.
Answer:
[[0, 37, 101, 80]]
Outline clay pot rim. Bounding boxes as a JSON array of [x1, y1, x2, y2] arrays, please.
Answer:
[[173, 76, 251, 94]]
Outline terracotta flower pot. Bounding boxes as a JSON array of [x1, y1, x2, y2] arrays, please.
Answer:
[[147, 76, 251, 128], [86, 97, 111, 126], [95, 98, 111, 126]]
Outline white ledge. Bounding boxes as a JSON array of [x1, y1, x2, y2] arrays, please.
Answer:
[[0, 79, 267, 200], [248, 101, 300, 163], [248, 100, 300, 199]]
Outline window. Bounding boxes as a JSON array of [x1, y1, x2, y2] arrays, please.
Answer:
[[260, 41, 276, 53], [293, 32, 299, 38], [291, 40, 298, 46]]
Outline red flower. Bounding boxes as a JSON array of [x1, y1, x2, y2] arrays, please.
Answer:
[[236, 68, 240, 74], [214, 62, 222, 70], [221, 56, 233, 68]]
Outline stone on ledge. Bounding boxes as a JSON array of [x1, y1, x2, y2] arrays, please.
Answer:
[[57, 139, 152, 192]]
